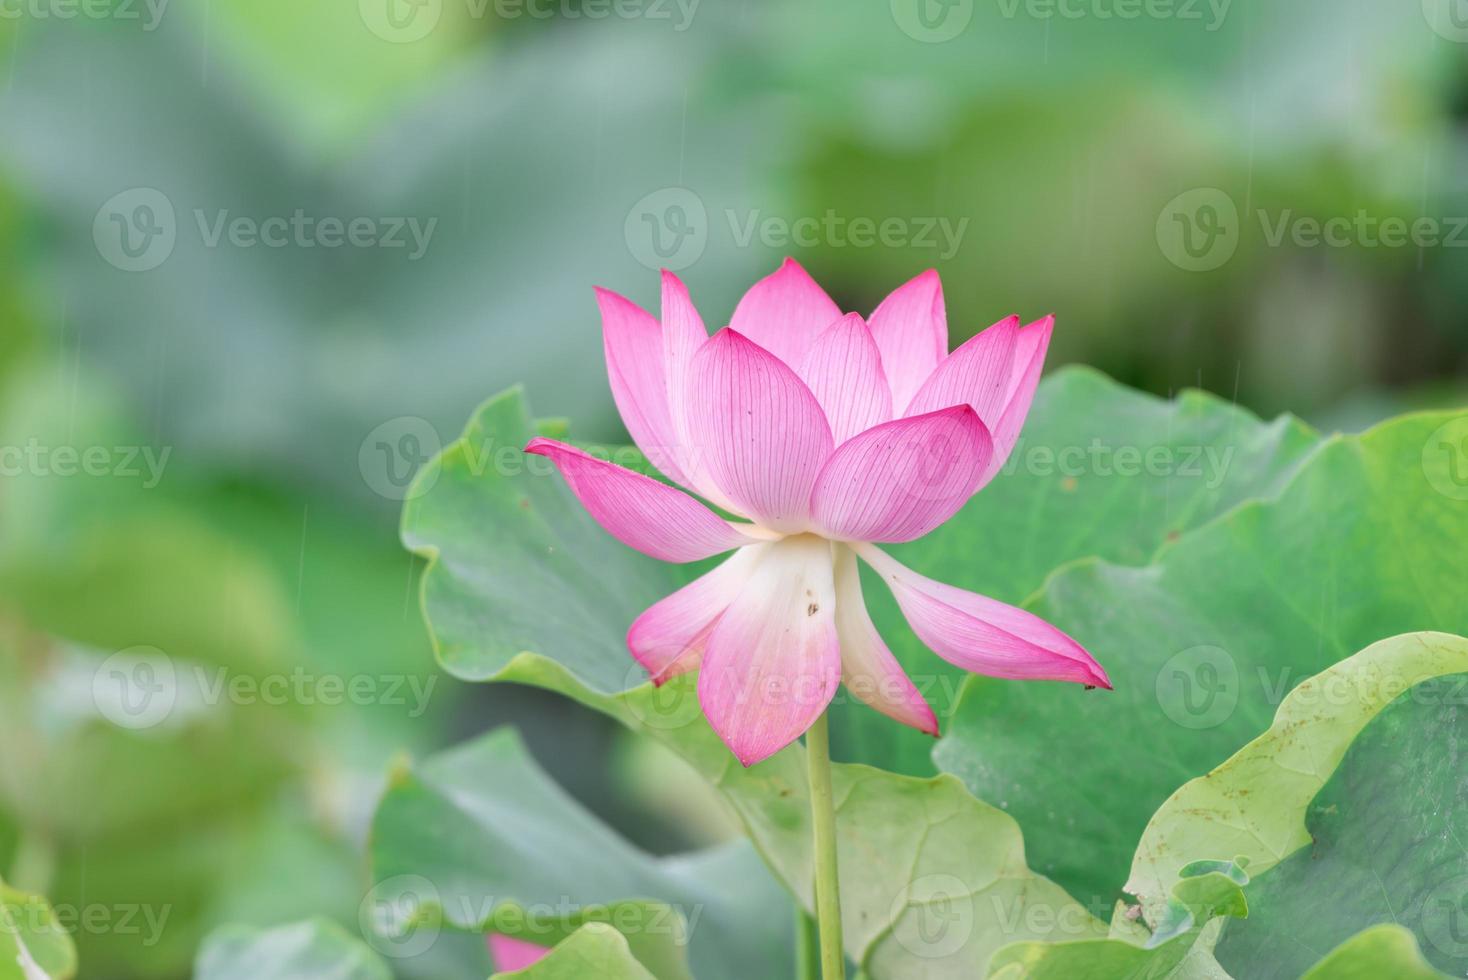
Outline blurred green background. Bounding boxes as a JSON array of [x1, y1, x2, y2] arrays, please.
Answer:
[[0, 0, 1465, 975]]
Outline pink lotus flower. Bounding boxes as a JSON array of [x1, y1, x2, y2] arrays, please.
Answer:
[[526, 259, 1109, 766]]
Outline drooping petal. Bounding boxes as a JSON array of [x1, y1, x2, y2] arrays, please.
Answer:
[[488, 935, 550, 972], [627, 546, 764, 684], [833, 546, 937, 734], [796, 313, 893, 444], [698, 536, 841, 766], [595, 287, 690, 486], [728, 257, 843, 369], [686, 329, 834, 533], [855, 543, 1110, 688], [525, 437, 760, 562], [810, 406, 992, 543], [984, 315, 1052, 482], [868, 269, 948, 412], [904, 315, 1021, 428]]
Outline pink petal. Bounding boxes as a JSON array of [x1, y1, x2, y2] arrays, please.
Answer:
[[697, 536, 841, 766], [833, 546, 937, 734], [984, 315, 1052, 482], [728, 257, 844, 369], [810, 406, 992, 543], [904, 315, 1021, 429], [488, 934, 550, 971], [524, 437, 760, 563], [595, 287, 690, 487], [868, 269, 948, 413], [686, 329, 834, 533], [854, 543, 1110, 688], [796, 313, 894, 444], [628, 546, 763, 684], [660, 270, 707, 473]]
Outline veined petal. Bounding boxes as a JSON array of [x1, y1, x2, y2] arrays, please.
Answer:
[[855, 543, 1110, 688], [728, 257, 843, 369], [797, 313, 893, 444], [984, 315, 1052, 482], [810, 406, 992, 543], [686, 329, 834, 532], [834, 546, 937, 734], [698, 536, 841, 766], [628, 546, 763, 684], [904, 315, 1021, 429], [868, 269, 948, 412], [525, 437, 760, 563], [660, 270, 707, 470], [595, 287, 690, 486]]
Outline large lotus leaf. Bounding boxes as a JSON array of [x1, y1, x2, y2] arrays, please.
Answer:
[[367, 727, 790, 980], [1125, 633, 1468, 977], [936, 410, 1468, 906]]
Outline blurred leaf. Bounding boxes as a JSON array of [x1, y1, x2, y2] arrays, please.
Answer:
[[936, 410, 1468, 907], [368, 727, 790, 980], [194, 919, 390, 980], [0, 880, 76, 980], [0, 14, 776, 505]]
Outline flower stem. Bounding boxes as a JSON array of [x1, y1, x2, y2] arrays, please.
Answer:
[[805, 710, 845, 980]]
